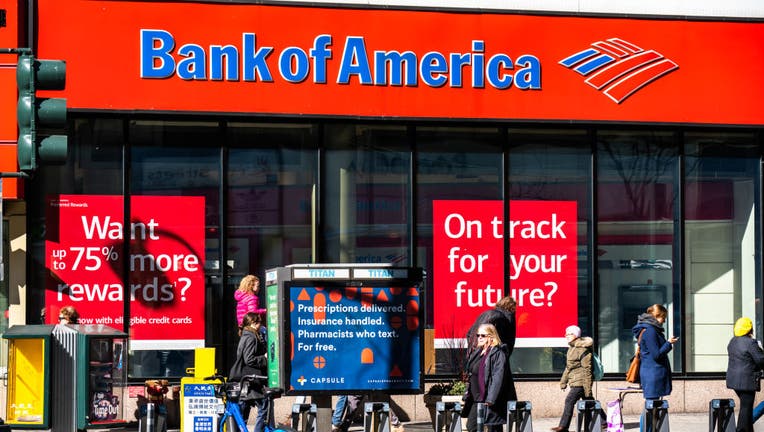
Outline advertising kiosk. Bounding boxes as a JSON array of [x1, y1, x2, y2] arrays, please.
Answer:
[[265, 264, 424, 395]]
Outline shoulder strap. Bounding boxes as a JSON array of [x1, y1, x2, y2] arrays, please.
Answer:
[[635, 329, 646, 353], [578, 349, 593, 362]]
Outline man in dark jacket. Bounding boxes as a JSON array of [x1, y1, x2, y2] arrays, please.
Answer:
[[726, 316, 764, 432]]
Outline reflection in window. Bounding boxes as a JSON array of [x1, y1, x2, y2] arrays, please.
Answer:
[[226, 123, 318, 359], [508, 129, 591, 374], [129, 121, 221, 378], [684, 133, 760, 372], [323, 124, 410, 264], [596, 131, 680, 373], [415, 126, 502, 376]]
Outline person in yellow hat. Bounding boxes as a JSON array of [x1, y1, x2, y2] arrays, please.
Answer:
[[726, 317, 764, 432]]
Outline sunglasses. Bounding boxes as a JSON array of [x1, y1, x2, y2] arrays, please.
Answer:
[[477, 334, 490, 338]]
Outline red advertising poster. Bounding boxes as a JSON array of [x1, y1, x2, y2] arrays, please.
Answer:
[[45, 195, 205, 349], [433, 200, 577, 347]]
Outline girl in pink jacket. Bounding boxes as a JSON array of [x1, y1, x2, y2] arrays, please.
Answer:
[[235, 274, 266, 326]]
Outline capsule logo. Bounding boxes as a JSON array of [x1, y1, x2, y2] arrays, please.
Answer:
[[560, 38, 678, 103]]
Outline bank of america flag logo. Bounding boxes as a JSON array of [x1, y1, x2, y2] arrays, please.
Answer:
[[560, 38, 678, 104]]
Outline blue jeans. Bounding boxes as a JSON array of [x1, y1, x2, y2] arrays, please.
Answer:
[[240, 397, 270, 432], [332, 395, 348, 427]]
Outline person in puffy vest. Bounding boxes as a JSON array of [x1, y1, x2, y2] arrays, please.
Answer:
[[551, 325, 593, 432], [726, 316, 764, 432]]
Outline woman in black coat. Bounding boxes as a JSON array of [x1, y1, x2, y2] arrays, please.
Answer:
[[726, 316, 764, 432], [230, 312, 269, 432], [464, 323, 509, 432]]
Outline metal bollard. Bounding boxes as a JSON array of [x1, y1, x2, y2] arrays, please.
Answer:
[[476, 402, 486, 432], [644, 399, 670, 432], [139, 402, 155, 432], [364, 402, 391, 432], [506, 401, 533, 432], [576, 400, 603, 432], [708, 399, 736, 432], [435, 401, 462, 432], [291, 402, 317, 432]]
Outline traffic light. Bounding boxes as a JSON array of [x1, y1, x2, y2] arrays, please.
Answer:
[[16, 54, 68, 171]]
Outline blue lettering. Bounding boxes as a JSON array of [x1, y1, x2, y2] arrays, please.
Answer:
[[280, 47, 310, 83], [140, 29, 175, 78], [242, 33, 274, 82], [374, 51, 418, 86], [486, 54, 513, 89], [420, 52, 447, 87], [310, 35, 333, 84], [210, 45, 240, 81], [515, 55, 541, 89], [337, 37, 372, 85], [449, 53, 470, 88], [177, 44, 206, 80], [471, 40, 485, 88]]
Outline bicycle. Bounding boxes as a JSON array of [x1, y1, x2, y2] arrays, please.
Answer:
[[206, 373, 297, 432]]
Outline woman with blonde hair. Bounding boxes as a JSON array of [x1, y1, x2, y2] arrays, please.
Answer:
[[464, 323, 508, 432], [235, 274, 266, 326]]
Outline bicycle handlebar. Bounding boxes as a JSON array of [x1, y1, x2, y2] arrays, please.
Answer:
[[203, 374, 268, 385]]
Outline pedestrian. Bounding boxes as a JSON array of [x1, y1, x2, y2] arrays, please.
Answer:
[[235, 275, 266, 326], [551, 325, 594, 432], [631, 304, 678, 431], [464, 323, 508, 432], [466, 295, 518, 400], [59, 305, 80, 324], [467, 295, 517, 356], [229, 312, 269, 432], [726, 316, 764, 432]]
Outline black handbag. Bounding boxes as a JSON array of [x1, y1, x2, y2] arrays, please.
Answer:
[[461, 390, 473, 418]]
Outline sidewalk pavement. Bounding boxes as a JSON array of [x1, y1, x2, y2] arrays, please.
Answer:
[[391, 412, 764, 431]]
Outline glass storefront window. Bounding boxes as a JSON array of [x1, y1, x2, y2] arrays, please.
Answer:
[[508, 129, 591, 374], [28, 118, 125, 328], [415, 126, 502, 376], [323, 124, 410, 264], [24, 117, 764, 382], [596, 130, 681, 373], [225, 123, 318, 357], [684, 132, 760, 372], [129, 120, 221, 377]]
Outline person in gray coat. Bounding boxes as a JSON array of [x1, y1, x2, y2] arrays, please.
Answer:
[[726, 316, 764, 432]]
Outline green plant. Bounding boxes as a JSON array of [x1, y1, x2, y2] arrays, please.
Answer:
[[449, 380, 466, 395], [427, 379, 466, 396]]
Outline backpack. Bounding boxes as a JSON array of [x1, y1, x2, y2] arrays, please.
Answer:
[[580, 350, 604, 381], [591, 352, 604, 381]]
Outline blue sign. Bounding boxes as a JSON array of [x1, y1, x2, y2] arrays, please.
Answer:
[[193, 417, 213, 432], [289, 285, 420, 392]]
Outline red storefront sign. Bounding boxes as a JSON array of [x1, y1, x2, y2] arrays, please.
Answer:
[[433, 200, 577, 346], [35, 0, 764, 125], [45, 195, 205, 349]]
